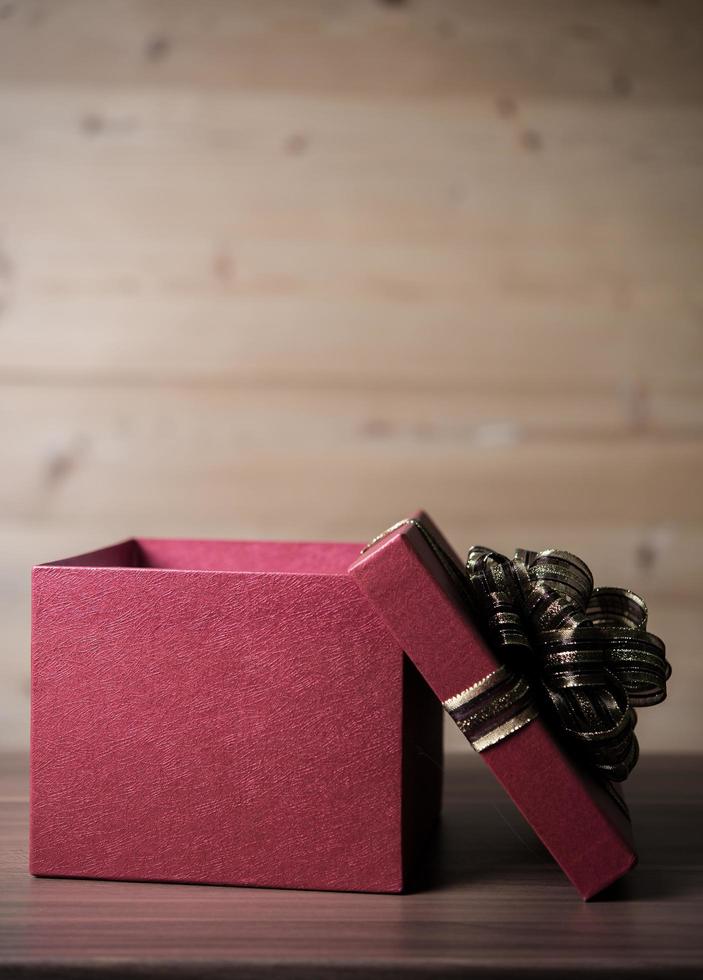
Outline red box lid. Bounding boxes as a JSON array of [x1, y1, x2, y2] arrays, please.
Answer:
[[349, 510, 637, 900]]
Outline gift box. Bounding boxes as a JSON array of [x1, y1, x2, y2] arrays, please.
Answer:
[[30, 537, 443, 893], [349, 512, 638, 900]]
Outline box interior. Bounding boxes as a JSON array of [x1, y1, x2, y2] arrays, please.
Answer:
[[49, 537, 365, 576]]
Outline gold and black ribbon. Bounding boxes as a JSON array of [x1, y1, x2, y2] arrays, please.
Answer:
[[364, 519, 671, 782], [442, 665, 539, 752]]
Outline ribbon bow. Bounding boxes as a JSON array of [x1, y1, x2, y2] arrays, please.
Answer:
[[363, 520, 671, 783], [462, 546, 671, 781]]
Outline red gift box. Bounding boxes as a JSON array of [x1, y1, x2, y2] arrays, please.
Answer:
[[349, 512, 637, 900], [30, 537, 443, 892]]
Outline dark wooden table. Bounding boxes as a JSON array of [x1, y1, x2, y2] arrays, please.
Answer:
[[1, 752, 701, 979]]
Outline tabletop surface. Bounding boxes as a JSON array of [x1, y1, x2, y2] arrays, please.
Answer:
[[1, 751, 701, 979]]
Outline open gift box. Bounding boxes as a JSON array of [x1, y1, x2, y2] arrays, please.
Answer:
[[32, 512, 666, 899], [30, 536, 443, 893]]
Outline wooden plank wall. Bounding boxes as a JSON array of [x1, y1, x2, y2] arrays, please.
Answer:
[[1, 0, 701, 752]]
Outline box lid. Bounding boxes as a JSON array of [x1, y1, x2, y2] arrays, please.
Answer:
[[348, 510, 637, 900]]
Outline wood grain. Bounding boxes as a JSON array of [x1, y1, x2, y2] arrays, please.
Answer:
[[0, 0, 701, 751], [0, 0, 701, 99], [1, 752, 702, 978]]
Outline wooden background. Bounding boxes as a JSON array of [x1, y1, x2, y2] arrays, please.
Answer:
[[0, 0, 701, 752]]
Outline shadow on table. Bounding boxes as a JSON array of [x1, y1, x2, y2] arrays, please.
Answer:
[[407, 755, 703, 903]]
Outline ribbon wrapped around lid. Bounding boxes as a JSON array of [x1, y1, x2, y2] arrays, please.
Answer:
[[362, 520, 671, 782]]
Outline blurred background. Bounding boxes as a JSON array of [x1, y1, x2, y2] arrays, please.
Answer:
[[1, 0, 701, 753]]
